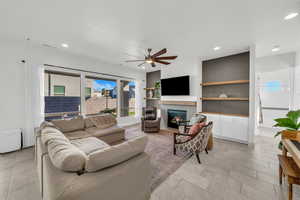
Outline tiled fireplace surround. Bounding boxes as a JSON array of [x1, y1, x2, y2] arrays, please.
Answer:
[[160, 104, 197, 129]]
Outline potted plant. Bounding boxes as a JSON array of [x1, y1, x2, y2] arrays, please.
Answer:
[[154, 81, 161, 98], [274, 110, 300, 148]]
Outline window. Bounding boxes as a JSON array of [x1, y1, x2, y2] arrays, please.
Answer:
[[120, 80, 135, 117], [44, 71, 81, 121], [85, 77, 117, 116], [54, 85, 65, 96], [85, 87, 92, 98]]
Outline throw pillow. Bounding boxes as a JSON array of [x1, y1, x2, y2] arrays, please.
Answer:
[[188, 122, 206, 135]]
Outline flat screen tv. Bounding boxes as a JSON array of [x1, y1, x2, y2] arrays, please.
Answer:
[[161, 75, 190, 95]]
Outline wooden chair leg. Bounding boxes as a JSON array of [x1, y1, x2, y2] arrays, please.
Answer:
[[196, 153, 201, 164], [173, 134, 176, 155], [289, 183, 293, 200], [205, 148, 208, 154], [279, 165, 283, 185]]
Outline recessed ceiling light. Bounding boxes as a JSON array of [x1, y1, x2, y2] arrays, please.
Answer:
[[284, 12, 298, 20], [272, 46, 280, 52], [61, 43, 69, 48], [214, 46, 221, 51]]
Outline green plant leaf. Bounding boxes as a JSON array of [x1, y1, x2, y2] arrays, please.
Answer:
[[278, 141, 283, 150], [287, 110, 300, 125], [274, 131, 281, 138], [274, 118, 297, 130]]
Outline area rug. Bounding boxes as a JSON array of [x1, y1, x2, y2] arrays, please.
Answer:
[[125, 126, 189, 191]]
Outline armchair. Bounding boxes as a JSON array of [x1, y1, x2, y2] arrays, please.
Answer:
[[173, 122, 213, 164], [141, 107, 161, 133]]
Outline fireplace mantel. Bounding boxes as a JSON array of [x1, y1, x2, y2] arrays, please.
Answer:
[[160, 100, 197, 106]]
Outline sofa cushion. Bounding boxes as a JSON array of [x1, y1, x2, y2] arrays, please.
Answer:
[[47, 138, 86, 172], [89, 114, 117, 129], [52, 116, 85, 133], [71, 137, 110, 155], [85, 135, 148, 172], [41, 127, 69, 145], [64, 130, 92, 140], [86, 126, 125, 138], [84, 117, 96, 128], [40, 121, 57, 129]]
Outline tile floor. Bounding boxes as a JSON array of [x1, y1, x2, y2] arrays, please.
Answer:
[[0, 128, 299, 200], [151, 133, 300, 200]]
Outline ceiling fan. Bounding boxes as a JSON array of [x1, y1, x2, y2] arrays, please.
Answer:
[[125, 48, 177, 67]]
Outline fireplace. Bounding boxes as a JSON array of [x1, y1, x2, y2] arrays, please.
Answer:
[[167, 109, 187, 128]]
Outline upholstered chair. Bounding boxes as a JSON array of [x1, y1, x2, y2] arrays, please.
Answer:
[[174, 122, 213, 164], [141, 107, 161, 133]]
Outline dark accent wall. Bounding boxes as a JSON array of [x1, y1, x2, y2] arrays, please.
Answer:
[[202, 52, 250, 116], [146, 70, 161, 107]]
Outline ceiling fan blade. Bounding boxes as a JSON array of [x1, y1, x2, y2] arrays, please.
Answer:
[[152, 48, 167, 58], [125, 60, 145, 62], [155, 56, 178, 60], [138, 62, 146, 67], [151, 62, 156, 67], [155, 60, 171, 65]]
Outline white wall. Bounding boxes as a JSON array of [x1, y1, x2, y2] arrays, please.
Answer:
[[255, 52, 296, 130], [0, 38, 146, 147], [294, 50, 300, 109], [0, 40, 26, 135], [160, 57, 198, 102]]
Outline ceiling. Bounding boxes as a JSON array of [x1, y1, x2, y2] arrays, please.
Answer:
[[0, 0, 299, 71]]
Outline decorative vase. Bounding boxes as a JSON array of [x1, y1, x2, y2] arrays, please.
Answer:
[[219, 93, 228, 98], [149, 90, 153, 98], [154, 88, 160, 98], [281, 130, 300, 142]]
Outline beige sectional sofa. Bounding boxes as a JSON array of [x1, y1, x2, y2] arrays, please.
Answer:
[[36, 114, 151, 200]]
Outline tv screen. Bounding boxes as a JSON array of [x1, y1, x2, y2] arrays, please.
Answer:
[[161, 75, 190, 95]]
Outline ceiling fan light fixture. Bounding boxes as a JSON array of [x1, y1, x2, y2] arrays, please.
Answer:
[[146, 59, 153, 64]]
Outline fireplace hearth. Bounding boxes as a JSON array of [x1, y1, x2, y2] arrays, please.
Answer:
[[167, 109, 187, 128]]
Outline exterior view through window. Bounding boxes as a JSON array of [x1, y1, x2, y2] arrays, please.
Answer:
[[85, 77, 117, 116], [44, 71, 81, 121], [120, 80, 135, 117], [44, 70, 136, 120]]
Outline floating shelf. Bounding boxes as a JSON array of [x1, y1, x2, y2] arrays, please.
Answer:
[[201, 97, 249, 101], [144, 97, 160, 100], [160, 100, 197, 106], [201, 80, 249, 86], [144, 88, 155, 90], [200, 112, 249, 118]]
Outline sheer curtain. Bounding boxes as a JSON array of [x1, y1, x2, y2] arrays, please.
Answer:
[[24, 63, 44, 147]]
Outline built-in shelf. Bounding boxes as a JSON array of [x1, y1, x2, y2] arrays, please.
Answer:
[[160, 100, 197, 106], [144, 97, 160, 100], [201, 112, 249, 118], [201, 80, 249, 86], [144, 88, 155, 90], [201, 97, 249, 101]]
